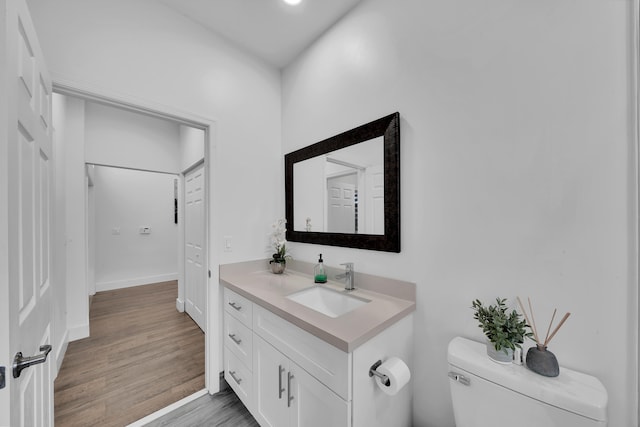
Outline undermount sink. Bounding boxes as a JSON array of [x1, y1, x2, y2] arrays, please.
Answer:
[[286, 286, 370, 318]]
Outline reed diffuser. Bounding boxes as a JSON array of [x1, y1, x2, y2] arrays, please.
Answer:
[[517, 297, 571, 377]]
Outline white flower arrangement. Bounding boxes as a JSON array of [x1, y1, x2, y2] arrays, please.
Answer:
[[269, 218, 291, 263]]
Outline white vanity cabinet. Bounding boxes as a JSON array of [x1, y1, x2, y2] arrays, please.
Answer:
[[222, 282, 414, 427], [224, 287, 351, 427]]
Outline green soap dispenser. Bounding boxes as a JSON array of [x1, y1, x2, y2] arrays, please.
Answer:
[[314, 254, 327, 283]]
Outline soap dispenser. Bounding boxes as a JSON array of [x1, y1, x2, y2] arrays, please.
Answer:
[[314, 254, 327, 283]]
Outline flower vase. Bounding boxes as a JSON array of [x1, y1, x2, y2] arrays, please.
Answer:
[[270, 260, 286, 274], [526, 344, 559, 377]]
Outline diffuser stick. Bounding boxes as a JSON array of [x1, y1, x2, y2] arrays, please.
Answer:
[[543, 308, 557, 347], [517, 297, 540, 344], [528, 297, 541, 345], [544, 312, 571, 346]]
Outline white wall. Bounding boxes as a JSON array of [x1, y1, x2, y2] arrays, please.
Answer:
[[51, 93, 69, 370], [57, 94, 89, 342], [180, 125, 204, 172], [93, 167, 178, 290], [293, 156, 325, 231], [86, 165, 95, 296], [85, 101, 181, 173], [27, 0, 283, 267], [282, 1, 637, 426]]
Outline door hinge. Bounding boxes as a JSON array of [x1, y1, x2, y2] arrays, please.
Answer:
[[0, 366, 5, 389]]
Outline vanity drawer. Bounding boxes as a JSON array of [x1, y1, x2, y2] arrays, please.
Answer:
[[253, 304, 351, 400], [224, 287, 253, 327], [225, 346, 253, 412], [224, 311, 253, 367]]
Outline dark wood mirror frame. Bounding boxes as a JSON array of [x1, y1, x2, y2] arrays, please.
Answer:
[[285, 112, 400, 252]]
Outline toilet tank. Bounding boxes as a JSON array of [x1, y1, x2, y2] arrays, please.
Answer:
[[447, 337, 607, 427]]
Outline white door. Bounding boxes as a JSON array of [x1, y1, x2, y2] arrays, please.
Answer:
[[327, 174, 357, 233], [184, 163, 206, 331], [365, 164, 384, 234], [0, 0, 54, 425]]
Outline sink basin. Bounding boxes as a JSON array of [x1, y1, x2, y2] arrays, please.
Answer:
[[286, 286, 369, 318]]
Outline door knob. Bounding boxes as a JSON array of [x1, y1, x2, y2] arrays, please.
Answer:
[[13, 345, 52, 378]]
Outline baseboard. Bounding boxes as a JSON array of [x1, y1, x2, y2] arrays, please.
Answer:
[[68, 323, 90, 342], [55, 330, 69, 378], [96, 273, 178, 292], [176, 297, 185, 312]]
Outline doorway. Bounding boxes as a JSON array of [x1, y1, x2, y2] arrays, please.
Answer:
[[51, 84, 220, 421]]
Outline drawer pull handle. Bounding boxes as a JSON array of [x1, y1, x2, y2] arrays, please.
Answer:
[[287, 371, 294, 407], [228, 301, 242, 311], [229, 370, 242, 384], [228, 333, 242, 345], [278, 365, 285, 399]]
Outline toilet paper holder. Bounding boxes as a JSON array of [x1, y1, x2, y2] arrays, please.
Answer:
[[369, 360, 391, 386]]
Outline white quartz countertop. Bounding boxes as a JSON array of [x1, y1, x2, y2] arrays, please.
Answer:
[[219, 260, 416, 352]]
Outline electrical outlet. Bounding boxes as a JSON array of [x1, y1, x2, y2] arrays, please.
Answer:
[[139, 227, 151, 235], [111, 227, 120, 235]]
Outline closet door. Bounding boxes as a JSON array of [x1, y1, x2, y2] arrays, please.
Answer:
[[184, 163, 205, 330]]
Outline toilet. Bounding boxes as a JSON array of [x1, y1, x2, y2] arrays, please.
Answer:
[[447, 337, 608, 426]]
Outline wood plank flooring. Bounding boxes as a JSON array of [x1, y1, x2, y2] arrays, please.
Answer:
[[145, 388, 259, 427], [54, 281, 205, 427]]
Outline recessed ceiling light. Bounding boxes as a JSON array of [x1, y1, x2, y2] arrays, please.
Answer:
[[283, 0, 302, 5]]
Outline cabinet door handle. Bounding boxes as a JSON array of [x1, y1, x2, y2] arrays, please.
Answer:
[[229, 370, 242, 384], [287, 371, 294, 408], [228, 301, 242, 311], [278, 365, 285, 399], [228, 333, 242, 345]]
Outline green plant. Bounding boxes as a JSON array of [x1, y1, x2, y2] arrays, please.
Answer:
[[472, 298, 532, 353]]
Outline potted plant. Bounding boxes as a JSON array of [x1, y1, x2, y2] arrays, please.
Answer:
[[471, 298, 532, 363], [269, 219, 292, 274]]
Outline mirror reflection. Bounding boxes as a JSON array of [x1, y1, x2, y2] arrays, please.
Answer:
[[285, 112, 400, 252], [293, 137, 384, 234]]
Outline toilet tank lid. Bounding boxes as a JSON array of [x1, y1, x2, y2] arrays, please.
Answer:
[[447, 337, 608, 422]]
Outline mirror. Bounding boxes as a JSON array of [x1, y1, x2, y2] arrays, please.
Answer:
[[285, 113, 400, 252]]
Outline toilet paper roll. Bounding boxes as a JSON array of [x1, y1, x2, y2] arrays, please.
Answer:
[[375, 357, 411, 396]]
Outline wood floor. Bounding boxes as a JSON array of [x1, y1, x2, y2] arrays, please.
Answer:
[[54, 281, 205, 427]]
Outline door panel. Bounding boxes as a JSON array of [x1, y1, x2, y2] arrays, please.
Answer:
[[184, 163, 206, 330], [1, 0, 54, 425], [289, 362, 349, 427], [253, 335, 288, 427], [327, 174, 357, 234]]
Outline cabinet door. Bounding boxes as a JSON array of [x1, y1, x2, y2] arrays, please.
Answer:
[[254, 335, 289, 427], [289, 362, 350, 427]]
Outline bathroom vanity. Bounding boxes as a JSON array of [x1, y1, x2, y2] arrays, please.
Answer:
[[220, 259, 416, 427]]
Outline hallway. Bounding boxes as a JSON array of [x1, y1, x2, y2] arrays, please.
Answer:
[[54, 281, 204, 426]]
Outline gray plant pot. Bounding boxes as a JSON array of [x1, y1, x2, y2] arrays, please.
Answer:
[[486, 341, 513, 364]]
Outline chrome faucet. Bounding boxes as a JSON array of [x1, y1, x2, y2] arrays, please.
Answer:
[[336, 263, 355, 291]]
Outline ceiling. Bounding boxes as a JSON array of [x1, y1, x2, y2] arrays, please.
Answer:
[[157, 0, 364, 68]]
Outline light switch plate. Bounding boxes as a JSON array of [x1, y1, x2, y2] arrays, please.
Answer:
[[223, 236, 232, 252]]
